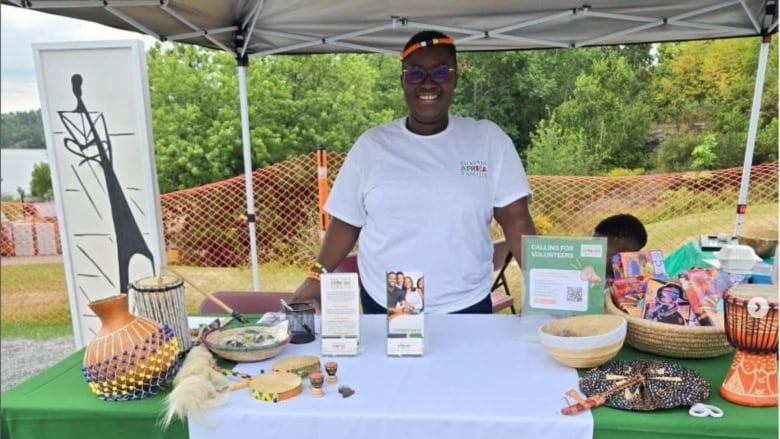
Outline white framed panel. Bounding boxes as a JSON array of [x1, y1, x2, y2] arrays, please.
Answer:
[[34, 40, 165, 348]]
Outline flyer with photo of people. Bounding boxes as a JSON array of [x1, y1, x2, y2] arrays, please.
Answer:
[[386, 270, 425, 356]]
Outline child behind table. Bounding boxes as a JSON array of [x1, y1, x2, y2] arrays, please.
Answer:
[[593, 213, 648, 278]]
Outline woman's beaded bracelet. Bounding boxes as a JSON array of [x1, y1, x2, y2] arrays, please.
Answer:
[[307, 261, 327, 281]]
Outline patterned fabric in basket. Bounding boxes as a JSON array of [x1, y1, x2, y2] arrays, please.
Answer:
[[579, 359, 710, 411], [604, 292, 733, 358]]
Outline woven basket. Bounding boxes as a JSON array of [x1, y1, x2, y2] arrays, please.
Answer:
[[203, 324, 291, 362], [604, 292, 733, 358]]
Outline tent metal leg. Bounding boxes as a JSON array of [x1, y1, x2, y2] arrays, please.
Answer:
[[238, 60, 260, 290], [734, 35, 772, 237]]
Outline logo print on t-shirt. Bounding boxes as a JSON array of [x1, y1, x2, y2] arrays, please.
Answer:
[[460, 160, 488, 178]]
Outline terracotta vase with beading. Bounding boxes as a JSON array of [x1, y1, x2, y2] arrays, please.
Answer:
[[82, 294, 180, 401]]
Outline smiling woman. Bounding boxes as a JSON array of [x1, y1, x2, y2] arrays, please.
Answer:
[[400, 32, 458, 136], [290, 30, 537, 315]]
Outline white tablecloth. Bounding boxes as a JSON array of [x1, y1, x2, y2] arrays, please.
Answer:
[[189, 313, 593, 439]]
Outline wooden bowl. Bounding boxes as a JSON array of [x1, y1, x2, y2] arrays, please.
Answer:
[[737, 228, 778, 259], [538, 314, 627, 368]]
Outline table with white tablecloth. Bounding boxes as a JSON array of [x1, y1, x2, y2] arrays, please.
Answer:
[[189, 314, 593, 439], [3, 312, 776, 439]]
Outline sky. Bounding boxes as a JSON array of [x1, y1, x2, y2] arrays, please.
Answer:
[[1, 4, 156, 114]]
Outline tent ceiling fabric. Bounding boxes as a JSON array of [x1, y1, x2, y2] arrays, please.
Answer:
[[5, 1, 777, 57]]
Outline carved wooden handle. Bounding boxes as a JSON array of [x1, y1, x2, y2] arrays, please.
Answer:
[[561, 374, 644, 415], [162, 265, 248, 323]]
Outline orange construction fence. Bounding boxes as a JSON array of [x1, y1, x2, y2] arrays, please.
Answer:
[[2, 156, 777, 268]]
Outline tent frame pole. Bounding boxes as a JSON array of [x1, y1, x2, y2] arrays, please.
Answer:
[[733, 34, 772, 237], [237, 56, 260, 290]]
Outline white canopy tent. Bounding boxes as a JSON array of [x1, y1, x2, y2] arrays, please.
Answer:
[[4, 1, 776, 54], [5, 0, 777, 289]]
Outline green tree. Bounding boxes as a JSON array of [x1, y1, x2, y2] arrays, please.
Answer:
[[690, 133, 718, 170], [1, 110, 45, 149], [525, 115, 588, 175], [146, 44, 401, 192], [526, 52, 652, 175], [453, 45, 651, 157], [30, 162, 53, 199], [453, 51, 545, 152], [649, 37, 778, 169], [652, 132, 706, 172], [454, 48, 602, 154], [147, 43, 244, 193], [246, 53, 398, 163]]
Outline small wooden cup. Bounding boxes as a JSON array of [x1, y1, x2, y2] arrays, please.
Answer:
[[324, 361, 338, 384], [309, 371, 325, 397]]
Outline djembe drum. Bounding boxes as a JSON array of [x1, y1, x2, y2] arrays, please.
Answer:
[[129, 274, 192, 353], [720, 284, 778, 407]]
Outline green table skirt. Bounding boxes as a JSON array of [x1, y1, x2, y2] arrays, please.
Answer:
[[592, 346, 778, 439], [1, 350, 187, 439], [2, 342, 777, 439]]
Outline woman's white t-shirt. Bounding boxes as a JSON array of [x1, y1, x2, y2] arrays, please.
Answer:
[[325, 115, 532, 313]]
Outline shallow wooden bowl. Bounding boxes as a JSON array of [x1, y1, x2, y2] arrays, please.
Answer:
[[538, 314, 627, 369], [203, 323, 291, 362]]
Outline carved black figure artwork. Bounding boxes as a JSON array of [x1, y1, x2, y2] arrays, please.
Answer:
[[57, 74, 155, 293]]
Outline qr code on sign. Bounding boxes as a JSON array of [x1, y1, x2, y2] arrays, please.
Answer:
[[566, 286, 583, 302]]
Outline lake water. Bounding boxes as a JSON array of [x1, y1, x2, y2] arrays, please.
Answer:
[[0, 148, 48, 197]]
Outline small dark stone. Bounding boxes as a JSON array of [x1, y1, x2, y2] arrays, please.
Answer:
[[338, 385, 355, 398]]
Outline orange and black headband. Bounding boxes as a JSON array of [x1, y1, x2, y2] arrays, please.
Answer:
[[400, 37, 455, 60]]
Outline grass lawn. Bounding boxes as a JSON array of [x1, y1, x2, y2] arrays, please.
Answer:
[[0, 263, 307, 339]]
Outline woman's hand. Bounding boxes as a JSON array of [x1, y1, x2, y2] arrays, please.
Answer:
[[291, 278, 322, 312]]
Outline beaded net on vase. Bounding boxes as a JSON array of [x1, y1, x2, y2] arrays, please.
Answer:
[[82, 319, 182, 401]]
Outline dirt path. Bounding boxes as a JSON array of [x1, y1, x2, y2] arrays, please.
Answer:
[[1, 254, 72, 391], [1, 255, 63, 266], [1, 336, 77, 391]]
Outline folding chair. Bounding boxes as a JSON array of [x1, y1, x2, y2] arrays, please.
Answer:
[[197, 291, 295, 314], [333, 252, 359, 274], [490, 240, 516, 314]]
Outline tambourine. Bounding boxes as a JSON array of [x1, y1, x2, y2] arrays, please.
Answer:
[[249, 372, 302, 402], [272, 355, 321, 377]]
